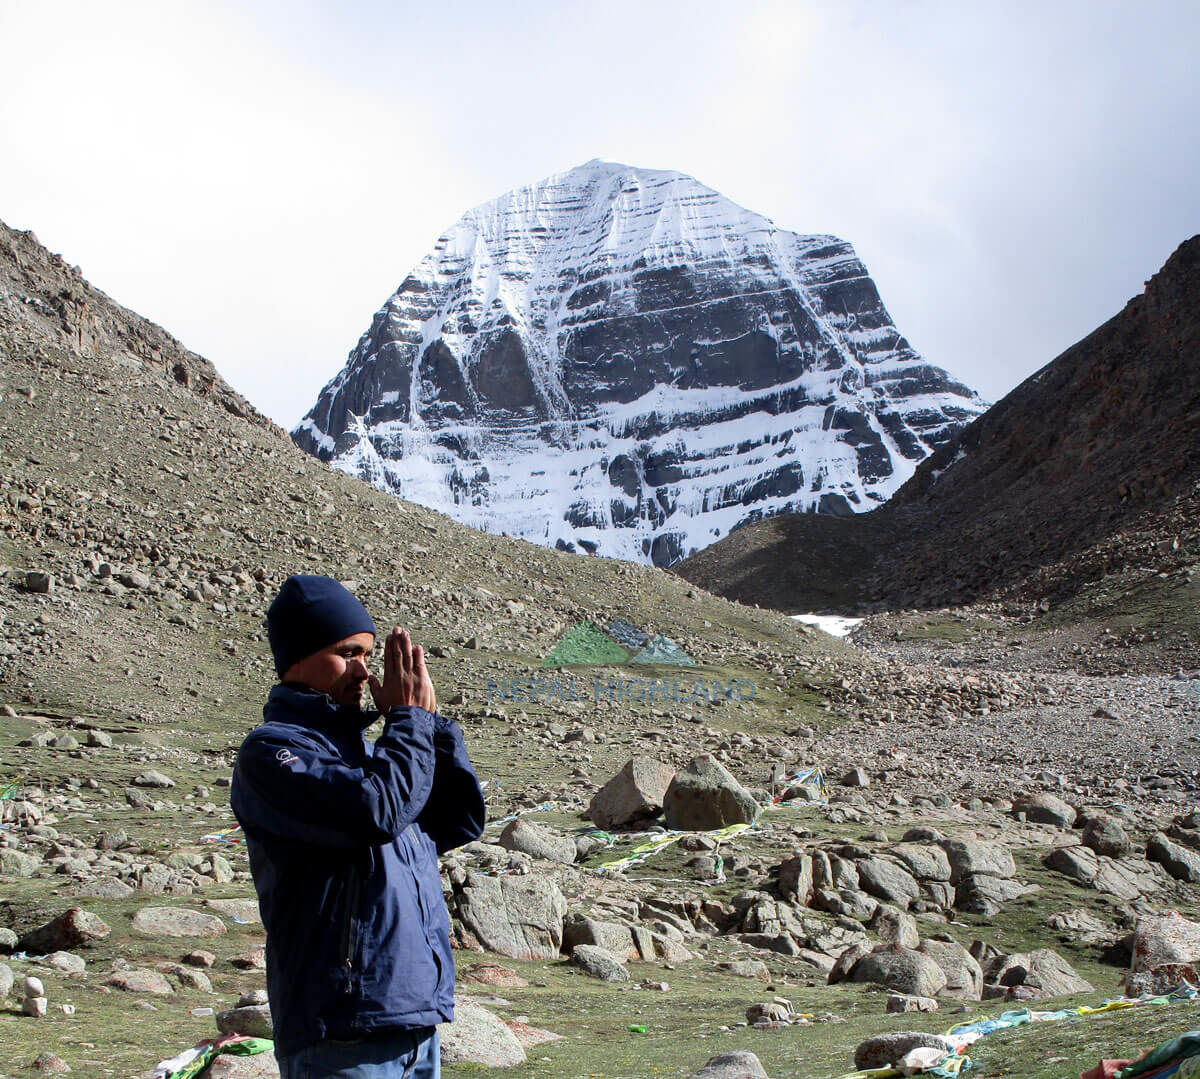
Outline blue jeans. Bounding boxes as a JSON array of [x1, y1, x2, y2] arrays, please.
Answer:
[[278, 1028, 440, 1079]]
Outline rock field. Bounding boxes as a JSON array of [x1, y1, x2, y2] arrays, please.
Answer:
[[1, 219, 1200, 1078]]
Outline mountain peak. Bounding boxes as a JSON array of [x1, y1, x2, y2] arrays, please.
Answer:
[[294, 165, 984, 566]]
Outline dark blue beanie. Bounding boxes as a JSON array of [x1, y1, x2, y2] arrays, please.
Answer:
[[267, 575, 377, 678]]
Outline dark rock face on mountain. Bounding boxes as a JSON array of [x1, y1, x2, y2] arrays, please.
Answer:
[[294, 160, 983, 566], [676, 236, 1200, 610]]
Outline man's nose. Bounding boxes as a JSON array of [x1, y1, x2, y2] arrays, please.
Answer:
[[349, 657, 369, 677]]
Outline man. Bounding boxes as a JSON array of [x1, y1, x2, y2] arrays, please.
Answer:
[[231, 575, 485, 1078]]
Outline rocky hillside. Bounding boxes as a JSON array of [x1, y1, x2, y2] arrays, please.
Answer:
[[677, 236, 1200, 613], [294, 160, 984, 566], [3, 219, 1200, 1079]]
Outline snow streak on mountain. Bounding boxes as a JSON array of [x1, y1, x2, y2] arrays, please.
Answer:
[[294, 160, 985, 566]]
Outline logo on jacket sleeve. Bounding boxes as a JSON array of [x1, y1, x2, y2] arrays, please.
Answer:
[[275, 748, 300, 766]]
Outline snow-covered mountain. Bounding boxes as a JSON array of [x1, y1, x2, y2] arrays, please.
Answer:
[[294, 160, 985, 566]]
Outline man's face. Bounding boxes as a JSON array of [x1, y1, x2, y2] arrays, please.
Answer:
[[281, 632, 375, 709]]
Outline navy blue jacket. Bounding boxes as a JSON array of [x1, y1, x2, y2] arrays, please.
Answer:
[[230, 683, 485, 1058]]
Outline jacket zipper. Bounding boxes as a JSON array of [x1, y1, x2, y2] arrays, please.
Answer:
[[340, 863, 361, 995]]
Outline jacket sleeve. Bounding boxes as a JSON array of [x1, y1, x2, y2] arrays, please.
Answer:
[[417, 713, 487, 854], [232, 707, 437, 848]]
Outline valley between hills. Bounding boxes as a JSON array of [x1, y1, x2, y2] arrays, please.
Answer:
[[1, 218, 1199, 1079]]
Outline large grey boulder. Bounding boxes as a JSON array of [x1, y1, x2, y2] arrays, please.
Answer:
[[1042, 845, 1150, 900], [1130, 912, 1200, 973], [854, 1032, 957, 1071], [941, 840, 1015, 883], [132, 907, 227, 938], [588, 757, 675, 829], [777, 853, 814, 905], [956, 874, 1036, 916], [986, 949, 1093, 998], [451, 871, 566, 960], [1147, 833, 1200, 882], [920, 939, 983, 1000], [1012, 793, 1076, 829], [562, 914, 636, 959], [569, 944, 630, 982], [18, 908, 109, 952], [867, 904, 919, 948], [498, 819, 577, 864], [217, 1004, 273, 1038], [1082, 815, 1133, 858], [688, 1050, 769, 1078], [439, 998, 526, 1067], [662, 755, 759, 831], [890, 844, 951, 882], [857, 858, 919, 909], [848, 945, 948, 997]]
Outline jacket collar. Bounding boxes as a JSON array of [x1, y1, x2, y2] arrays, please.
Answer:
[[265, 682, 379, 736]]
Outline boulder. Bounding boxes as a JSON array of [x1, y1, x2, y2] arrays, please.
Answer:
[[1082, 815, 1133, 858], [498, 820, 577, 865], [1045, 908, 1111, 944], [941, 840, 1015, 883], [857, 858, 919, 909], [18, 908, 110, 952], [853, 1032, 957, 1071], [104, 968, 174, 994], [956, 874, 1036, 916], [1042, 845, 1149, 901], [207, 1051, 279, 1078], [587, 757, 675, 829], [1124, 963, 1199, 998], [569, 944, 630, 982], [439, 998, 526, 1067], [688, 1050, 769, 1078], [890, 844, 951, 882], [919, 939, 983, 1000], [1147, 833, 1200, 882], [663, 756, 759, 831], [132, 907, 228, 938], [451, 871, 566, 960], [1012, 793, 1076, 829], [986, 949, 1093, 998], [562, 914, 636, 959], [887, 994, 939, 1013], [1130, 912, 1200, 973], [777, 854, 813, 905], [216, 1004, 273, 1038], [867, 904, 919, 948], [0, 850, 41, 877], [848, 945, 948, 997]]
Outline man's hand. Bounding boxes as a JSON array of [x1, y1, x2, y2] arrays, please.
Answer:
[[368, 627, 437, 715]]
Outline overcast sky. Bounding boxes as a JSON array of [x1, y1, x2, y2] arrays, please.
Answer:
[[4, 0, 1197, 428]]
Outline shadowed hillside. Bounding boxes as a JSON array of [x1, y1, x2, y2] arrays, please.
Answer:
[[676, 236, 1200, 612]]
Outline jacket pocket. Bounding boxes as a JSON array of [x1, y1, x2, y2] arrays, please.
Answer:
[[340, 863, 361, 995]]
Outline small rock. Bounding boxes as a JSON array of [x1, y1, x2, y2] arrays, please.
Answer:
[[216, 1004, 273, 1038], [23, 995, 49, 1018], [24, 975, 46, 998], [29, 1052, 71, 1073], [886, 993, 939, 1013], [131, 771, 175, 789], [688, 1050, 769, 1079]]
